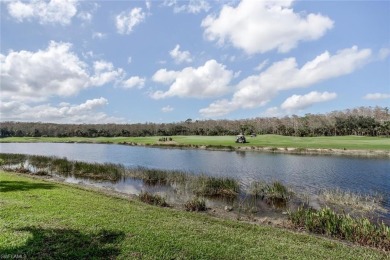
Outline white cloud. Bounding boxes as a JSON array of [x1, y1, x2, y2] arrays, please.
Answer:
[[145, 0, 151, 10], [281, 91, 337, 111], [92, 32, 106, 39], [199, 99, 237, 118], [77, 11, 92, 22], [262, 107, 283, 118], [122, 76, 145, 89], [0, 41, 125, 102], [90, 60, 125, 86], [0, 98, 124, 123], [169, 44, 192, 64], [127, 56, 132, 64], [116, 8, 146, 34], [254, 60, 269, 71], [7, 0, 78, 25], [151, 59, 234, 99], [164, 0, 210, 13], [202, 0, 333, 54], [152, 69, 178, 84], [363, 93, 390, 100], [161, 105, 174, 113], [200, 46, 372, 117]]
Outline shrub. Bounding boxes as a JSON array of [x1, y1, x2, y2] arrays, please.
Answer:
[[289, 207, 390, 251]]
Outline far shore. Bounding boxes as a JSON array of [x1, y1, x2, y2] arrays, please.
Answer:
[[1, 135, 389, 158]]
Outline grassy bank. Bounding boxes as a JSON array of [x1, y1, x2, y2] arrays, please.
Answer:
[[1, 135, 389, 151], [0, 171, 387, 259]]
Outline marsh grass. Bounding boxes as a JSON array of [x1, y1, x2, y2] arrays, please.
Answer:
[[184, 197, 207, 212], [51, 158, 73, 176], [248, 181, 291, 205], [126, 167, 187, 185], [193, 176, 239, 197], [320, 188, 386, 213], [289, 207, 390, 251], [73, 161, 124, 181], [28, 155, 53, 170], [139, 191, 169, 207], [0, 153, 27, 166]]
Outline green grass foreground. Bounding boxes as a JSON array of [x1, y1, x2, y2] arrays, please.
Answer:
[[0, 172, 387, 259], [1, 135, 390, 150]]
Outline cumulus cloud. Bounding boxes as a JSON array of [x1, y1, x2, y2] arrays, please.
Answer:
[[202, 0, 333, 54], [0, 41, 125, 102], [200, 46, 372, 117], [122, 76, 146, 89], [0, 98, 124, 123], [281, 91, 337, 111], [161, 105, 174, 113], [164, 0, 210, 13], [363, 93, 390, 100], [262, 107, 283, 118], [90, 60, 125, 86], [116, 7, 146, 34], [151, 59, 234, 99], [199, 99, 237, 118], [169, 44, 192, 64], [7, 0, 78, 25]]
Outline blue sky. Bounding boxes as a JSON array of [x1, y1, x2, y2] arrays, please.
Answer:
[[1, 0, 389, 123]]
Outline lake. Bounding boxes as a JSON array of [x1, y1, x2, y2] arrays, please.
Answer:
[[1, 142, 389, 210]]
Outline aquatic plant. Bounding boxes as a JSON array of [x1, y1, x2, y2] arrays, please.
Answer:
[[289, 207, 390, 251], [0, 153, 27, 166], [248, 181, 268, 198], [73, 161, 124, 181], [50, 157, 73, 176], [138, 192, 169, 207], [320, 188, 385, 213], [193, 176, 239, 197], [126, 167, 187, 186], [29, 155, 53, 170], [248, 181, 291, 204], [266, 181, 291, 201], [184, 197, 207, 212]]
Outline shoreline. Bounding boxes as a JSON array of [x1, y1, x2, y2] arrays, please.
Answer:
[[119, 141, 390, 158], [1, 138, 389, 158]]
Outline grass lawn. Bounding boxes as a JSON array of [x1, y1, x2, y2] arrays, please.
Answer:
[[0, 171, 387, 259], [1, 135, 389, 150]]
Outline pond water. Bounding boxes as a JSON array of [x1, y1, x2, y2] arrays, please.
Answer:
[[1, 142, 389, 213]]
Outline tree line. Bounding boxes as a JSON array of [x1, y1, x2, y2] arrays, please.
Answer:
[[1, 106, 389, 138]]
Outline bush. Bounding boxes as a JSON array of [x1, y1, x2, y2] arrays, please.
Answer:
[[289, 207, 390, 251]]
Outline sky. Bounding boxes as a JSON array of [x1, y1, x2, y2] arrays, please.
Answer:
[[1, 0, 389, 124]]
